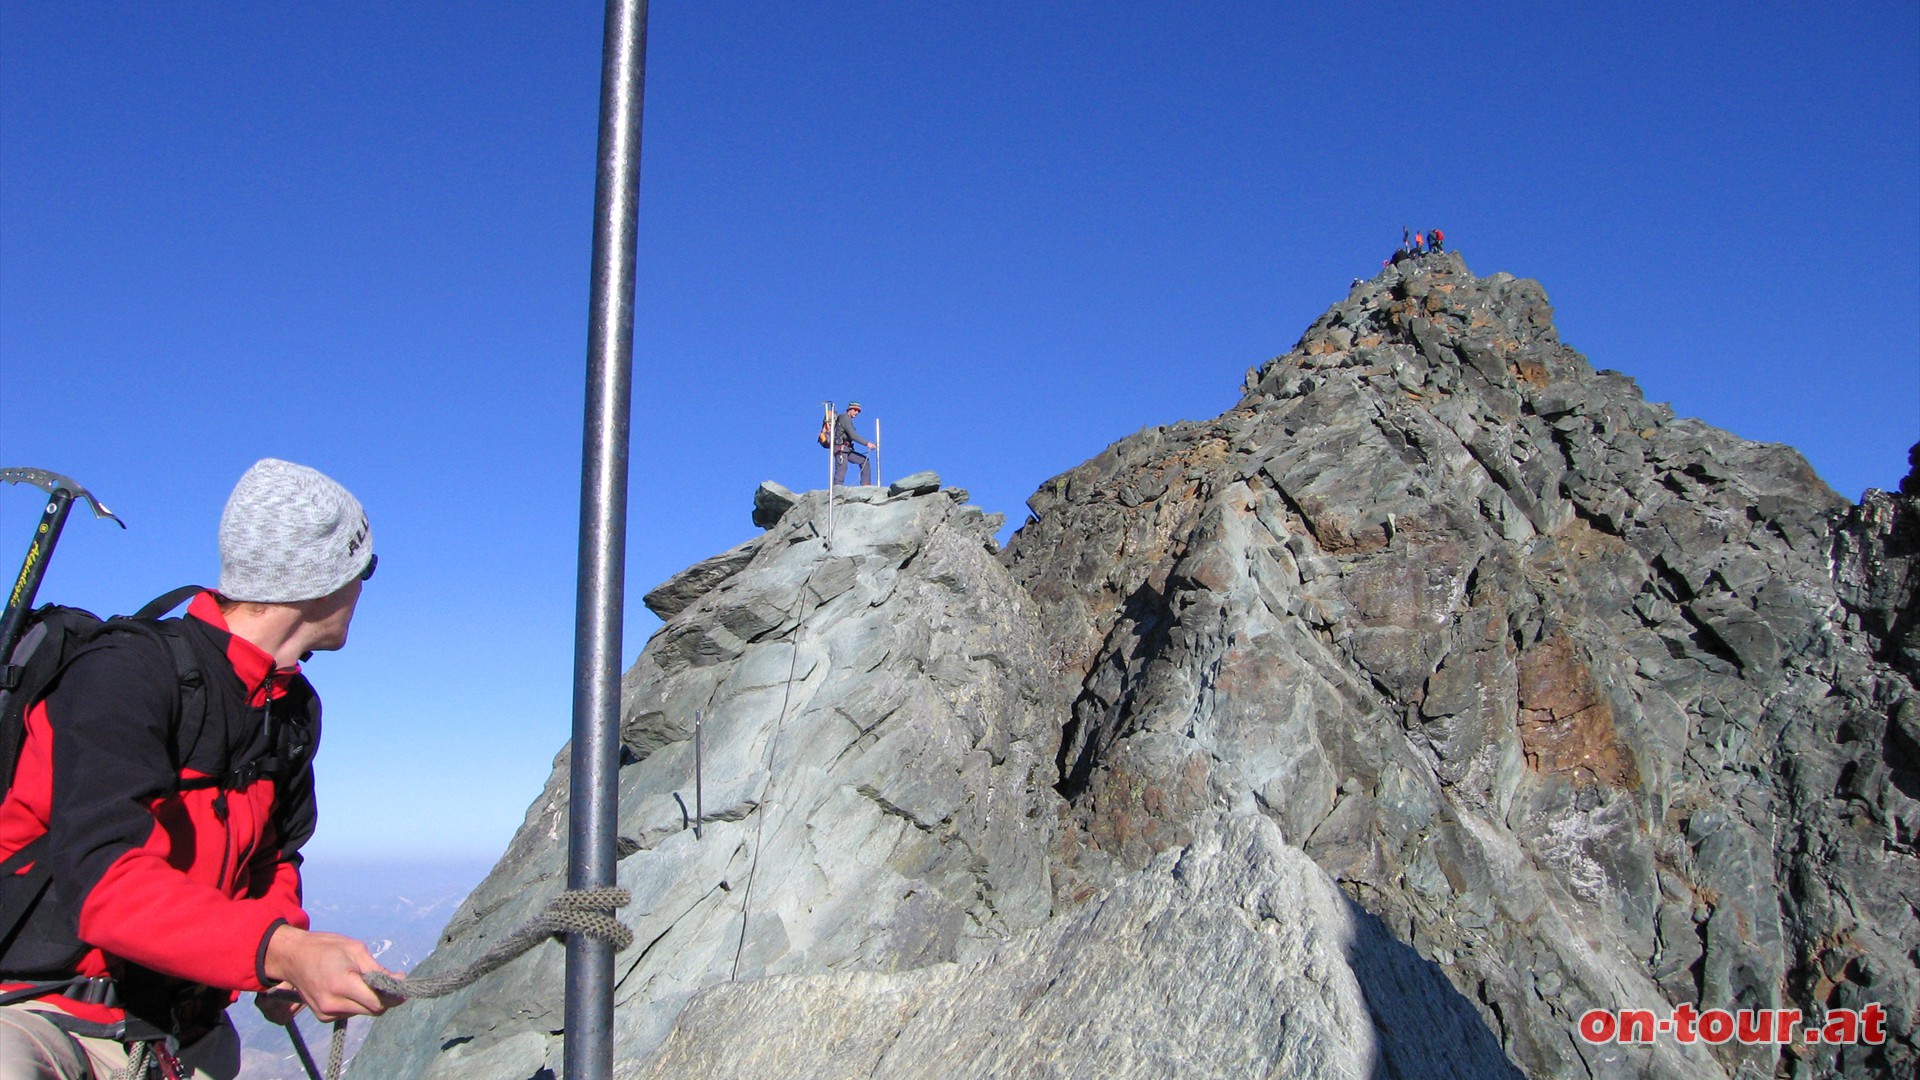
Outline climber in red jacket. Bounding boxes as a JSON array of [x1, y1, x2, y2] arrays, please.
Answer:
[[0, 459, 397, 1079]]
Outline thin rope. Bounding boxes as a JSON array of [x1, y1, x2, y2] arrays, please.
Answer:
[[326, 1020, 347, 1080], [274, 887, 632, 1080], [114, 1042, 148, 1080], [362, 887, 632, 1000], [730, 515, 833, 980]]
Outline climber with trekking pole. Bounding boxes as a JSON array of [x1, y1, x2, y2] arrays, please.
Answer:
[[831, 401, 877, 488], [0, 459, 401, 1079]]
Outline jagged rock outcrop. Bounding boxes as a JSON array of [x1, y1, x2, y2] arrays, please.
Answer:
[[1006, 252, 1917, 1079], [351, 482, 1058, 1078], [354, 253, 1917, 1079]]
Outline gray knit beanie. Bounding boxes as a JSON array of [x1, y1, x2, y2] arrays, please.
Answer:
[[219, 459, 373, 603]]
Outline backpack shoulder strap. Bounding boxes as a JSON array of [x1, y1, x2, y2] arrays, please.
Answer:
[[132, 585, 202, 622], [88, 618, 207, 776], [0, 606, 105, 793], [131, 616, 292, 794]]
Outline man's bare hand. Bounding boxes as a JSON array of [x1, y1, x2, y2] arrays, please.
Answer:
[[262, 925, 401, 1022]]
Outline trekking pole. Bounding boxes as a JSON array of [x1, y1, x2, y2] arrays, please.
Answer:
[[693, 710, 703, 839], [566, 1, 648, 1078], [0, 469, 123, 685]]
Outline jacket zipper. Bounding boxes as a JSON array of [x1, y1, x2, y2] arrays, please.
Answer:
[[212, 676, 271, 889]]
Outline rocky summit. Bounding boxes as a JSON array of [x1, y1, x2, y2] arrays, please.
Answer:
[[351, 252, 1917, 1080]]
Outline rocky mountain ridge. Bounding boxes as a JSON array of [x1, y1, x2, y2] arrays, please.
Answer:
[[352, 252, 1917, 1079]]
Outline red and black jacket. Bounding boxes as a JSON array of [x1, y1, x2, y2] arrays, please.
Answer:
[[0, 592, 319, 1031]]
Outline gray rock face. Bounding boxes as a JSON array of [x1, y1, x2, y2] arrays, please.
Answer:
[[351, 482, 1061, 1079], [1006, 253, 1917, 1079], [887, 470, 941, 497], [750, 480, 798, 530], [353, 253, 1917, 1080], [639, 817, 1520, 1080]]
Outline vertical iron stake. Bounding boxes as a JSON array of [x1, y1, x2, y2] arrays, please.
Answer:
[[565, 2, 647, 1079], [694, 711, 703, 839], [823, 401, 837, 543]]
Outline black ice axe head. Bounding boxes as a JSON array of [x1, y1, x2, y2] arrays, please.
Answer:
[[1, 469, 126, 684]]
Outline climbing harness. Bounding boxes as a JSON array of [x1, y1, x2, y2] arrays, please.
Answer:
[[116, 1041, 159, 1080]]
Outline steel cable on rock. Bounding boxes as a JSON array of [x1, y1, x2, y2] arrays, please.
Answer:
[[730, 515, 833, 981]]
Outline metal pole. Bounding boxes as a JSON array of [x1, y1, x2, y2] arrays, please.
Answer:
[[824, 401, 837, 541], [874, 418, 882, 488], [693, 711, 703, 839], [566, 2, 647, 1078]]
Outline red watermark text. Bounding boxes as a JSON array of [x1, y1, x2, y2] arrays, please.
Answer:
[[1577, 1003, 1886, 1047]]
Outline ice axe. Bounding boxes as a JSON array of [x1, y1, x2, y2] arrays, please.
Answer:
[[0, 469, 124, 689]]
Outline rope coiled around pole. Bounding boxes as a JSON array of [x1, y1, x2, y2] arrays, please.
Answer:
[[361, 886, 633, 1000], [277, 887, 632, 1080]]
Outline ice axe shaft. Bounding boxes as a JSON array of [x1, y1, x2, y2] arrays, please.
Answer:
[[0, 470, 125, 687]]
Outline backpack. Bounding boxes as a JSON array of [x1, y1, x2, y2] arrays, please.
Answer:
[[0, 586, 202, 799], [817, 410, 836, 448], [0, 587, 224, 981]]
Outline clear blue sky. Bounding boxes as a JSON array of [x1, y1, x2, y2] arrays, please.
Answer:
[[3, 4, 1916, 862]]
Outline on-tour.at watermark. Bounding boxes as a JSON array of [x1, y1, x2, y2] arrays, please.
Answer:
[[1579, 1003, 1887, 1047]]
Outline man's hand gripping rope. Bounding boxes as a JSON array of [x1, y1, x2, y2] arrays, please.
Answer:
[[363, 886, 633, 1000], [261, 887, 632, 1080]]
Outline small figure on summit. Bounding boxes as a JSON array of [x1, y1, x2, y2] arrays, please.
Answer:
[[1386, 227, 1447, 269], [832, 401, 877, 487]]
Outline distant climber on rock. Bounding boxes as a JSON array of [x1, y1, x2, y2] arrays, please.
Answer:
[[833, 401, 876, 487], [1414, 231, 1426, 255], [1429, 227, 1445, 253]]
